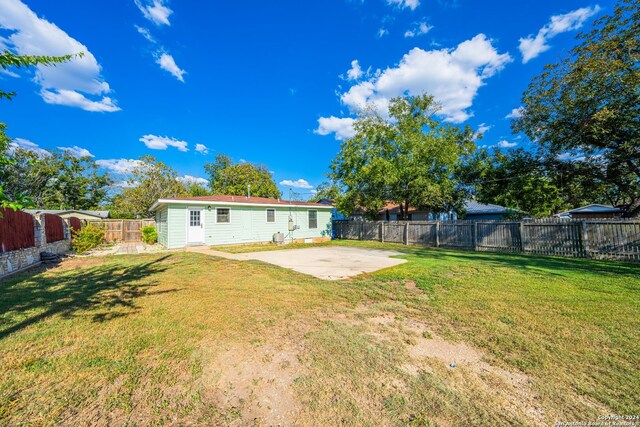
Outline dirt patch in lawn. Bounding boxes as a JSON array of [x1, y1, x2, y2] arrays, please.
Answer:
[[350, 305, 547, 426], [197, 322, 313, 426]]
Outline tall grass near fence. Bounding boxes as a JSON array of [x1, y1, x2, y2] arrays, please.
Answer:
[[333, 219, 640, 262], [0, 208, 35, 252]]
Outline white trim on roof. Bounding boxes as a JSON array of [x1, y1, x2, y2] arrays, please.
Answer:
[[149, 198, 333, 212]]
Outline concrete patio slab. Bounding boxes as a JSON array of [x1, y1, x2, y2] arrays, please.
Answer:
[[186, 246, 407, 280]]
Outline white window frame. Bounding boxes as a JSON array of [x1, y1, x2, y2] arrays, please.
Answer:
[[308, 210, 318, 229], [266, 208, 276, 223], [215, 207, 231, 224]]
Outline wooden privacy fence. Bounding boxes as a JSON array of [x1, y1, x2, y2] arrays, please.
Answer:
[[333, 219, 640, 262], [43, 213, 65, 243], [0, 208, 36, 252], [68, 217, 82, 233], [87, 219, 155, 242]]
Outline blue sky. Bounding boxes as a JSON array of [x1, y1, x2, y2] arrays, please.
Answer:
[[0, 0, 610, 198]]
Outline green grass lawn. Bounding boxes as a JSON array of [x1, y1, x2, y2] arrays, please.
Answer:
[[1, 242, 638, 426]]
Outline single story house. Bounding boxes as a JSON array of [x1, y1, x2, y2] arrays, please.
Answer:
[[149, 195, 334, 249], [23, 209, 110, 220], [554, 204, 625, 219], [377, 200, 522, 221]]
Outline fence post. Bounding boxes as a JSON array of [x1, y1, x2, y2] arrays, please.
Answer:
[[121, 219, 125, 242], [519, 221, 526, 253], [404, 222, 409, 245], [381, 222, 385, 243], [360, 222, 364, 241], [473, 221, 478, 251], [435, 221, 440, 247], [581, 220, 591, 258]]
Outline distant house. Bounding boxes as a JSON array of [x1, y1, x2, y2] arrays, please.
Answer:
[[24, 209, 110, 221], [554, 204, 624, 219], [149, 195, 334, 249], [377, 200, 521, 221], [316, 198, 348, 221], [462, 200, 524, 221]]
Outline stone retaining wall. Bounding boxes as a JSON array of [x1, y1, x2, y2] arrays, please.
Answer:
[[0, 214, 72, 279]]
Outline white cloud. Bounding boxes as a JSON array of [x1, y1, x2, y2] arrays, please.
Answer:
[[497, 140, 517, 148], [474, 123, 491, 139], [195, 143, 209, 154], [134, 0, 173, 26], [111, 180, 137, 189], [156, 53, 186, 82], [279, 179, 314, 189], [0, 68, 20, 78], [404, 21, 432, 38], [377, 28, 389, 38], [96, 159, 143, 174], [519, 6, 601, 63], [239, 158, 247, 164], [477, 123, 491, 135], [8, 138, 51, 157], [387, 0, 420, 10], [140, 134, 189, 152], [178, 175, 208, 186], [40, 89, 120, 112], [0, 0, 120, 112], [135, 26, 187, 83], [321, 34, 511, 134], [346, 60, 363, 81], [315, 116, 356, 140], [557, 152, 591, 162], [57, 145, 94, 157], [135, 25, 156, 44], [505, 106, 524, 119]]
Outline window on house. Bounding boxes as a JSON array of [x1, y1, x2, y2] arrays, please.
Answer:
[[190, 210, 201, 226], [308, 210, 317, 229], [216, 208, 230, 223], [266, 209, 275, 223]]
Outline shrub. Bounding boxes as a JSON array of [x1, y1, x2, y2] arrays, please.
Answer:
[[72, 223, 106, 254], [141, 225, 158, 244]]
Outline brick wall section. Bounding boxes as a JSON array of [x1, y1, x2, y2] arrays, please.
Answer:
[[0, 214, 71, 279]]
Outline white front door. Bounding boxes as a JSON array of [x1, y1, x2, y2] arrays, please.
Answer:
[[187, 208, 205, 244]]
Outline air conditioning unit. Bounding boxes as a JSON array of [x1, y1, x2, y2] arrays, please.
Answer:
[[273, 232, 285, 245]]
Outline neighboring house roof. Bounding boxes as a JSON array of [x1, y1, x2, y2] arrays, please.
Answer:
[[463, 200, 523, 215], [555, 204, 624, 216], [379, 200, 522, 215], [316, 198, 335, 205], [23, 209, 110, 219], [150, 195, 334, 211]]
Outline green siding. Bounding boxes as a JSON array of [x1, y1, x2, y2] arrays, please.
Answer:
[[166, 205, 188, 248], [159, 203, 332, 248], [155, 206, 168, 247]]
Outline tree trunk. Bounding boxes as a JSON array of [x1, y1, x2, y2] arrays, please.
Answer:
[[623, 196, 640, 218]]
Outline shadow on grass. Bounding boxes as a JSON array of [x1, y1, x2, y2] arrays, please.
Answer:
[[405, 246, 640, 279], [0, 255, 175, 340]]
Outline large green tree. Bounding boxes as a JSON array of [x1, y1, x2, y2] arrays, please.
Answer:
[[513, 0, 640, 216], [0, 148, 112, 209], [0, 50, 78, 213], [204, 154, 281, 199], [313, 180, 342, 202], [460, 148, 565, 218], [330, 94, 475, 219], [112, 156, 187, 217]]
